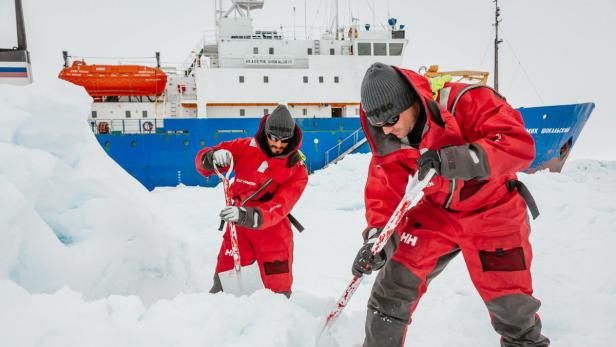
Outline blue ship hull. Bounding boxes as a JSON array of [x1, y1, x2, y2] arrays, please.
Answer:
[[95, 103, 594, 190]]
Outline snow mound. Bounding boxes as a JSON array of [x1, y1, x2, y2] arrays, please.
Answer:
[[0, 82, 190, 304]]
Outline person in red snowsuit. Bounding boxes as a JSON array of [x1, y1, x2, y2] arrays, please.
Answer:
[[352, 63, 550, 346], [195, 105, 308, 296]]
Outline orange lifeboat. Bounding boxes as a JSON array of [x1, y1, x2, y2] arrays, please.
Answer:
[[58, 61, 167, 97]]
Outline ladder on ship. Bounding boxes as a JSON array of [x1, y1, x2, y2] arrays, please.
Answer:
[[323, 128, 367, 168]]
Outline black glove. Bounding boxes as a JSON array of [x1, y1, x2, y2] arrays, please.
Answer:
[[417, 149, 442, 180], [419, 145, 491, 181], [352, 228, 398, 277], [220, 206, 262, 229]]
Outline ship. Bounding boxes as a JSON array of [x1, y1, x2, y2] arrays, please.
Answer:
[[0, 0, 33, 85], [58, 0, 594, 190]]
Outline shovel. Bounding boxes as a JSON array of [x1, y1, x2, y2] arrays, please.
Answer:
[[317, 169, 436, 345], [214, 157, 265, 296]]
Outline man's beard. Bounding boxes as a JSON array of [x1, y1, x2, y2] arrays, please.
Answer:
[[270, 145, 284, 154]]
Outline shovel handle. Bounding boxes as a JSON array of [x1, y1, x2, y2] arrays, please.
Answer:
[[213, 157, 242, 272], [320, 169, 436, 333]]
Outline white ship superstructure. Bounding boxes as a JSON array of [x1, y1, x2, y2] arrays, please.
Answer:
[[85, 0, 407, 128]]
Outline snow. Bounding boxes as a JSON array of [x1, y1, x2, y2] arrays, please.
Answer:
[[1, 82, 615, 346]]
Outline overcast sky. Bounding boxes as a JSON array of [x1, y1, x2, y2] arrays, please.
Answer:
[[2, 0, 615, 160]]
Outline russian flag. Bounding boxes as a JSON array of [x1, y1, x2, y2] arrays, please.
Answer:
[[0, 67, 29, 78]]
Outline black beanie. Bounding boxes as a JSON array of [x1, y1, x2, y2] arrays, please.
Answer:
[[361, 63, 418, 126], [265, 104, 295, 139]]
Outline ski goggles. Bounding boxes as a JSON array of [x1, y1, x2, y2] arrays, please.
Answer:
[[267, 132, 292, 143], [369, 114, 400, 127]]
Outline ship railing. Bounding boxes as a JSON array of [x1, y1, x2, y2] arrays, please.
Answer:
[[89, 118, 166, 135], [183, 32, 219, 70], [249, 26, 322, 41], [323, 127, 367, 167]]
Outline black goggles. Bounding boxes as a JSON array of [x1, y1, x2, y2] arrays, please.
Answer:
[[267, 132, 292, 143], [370, 114, 400, 127]]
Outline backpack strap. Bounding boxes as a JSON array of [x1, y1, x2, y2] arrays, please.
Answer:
[[427, 100, 445, 128], [449, 84, 505, 116], [287, 150, 306, 167]]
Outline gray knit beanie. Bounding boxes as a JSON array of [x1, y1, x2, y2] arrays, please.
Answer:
[[361, 63, 418, 126], [266, 104, 295, 139]]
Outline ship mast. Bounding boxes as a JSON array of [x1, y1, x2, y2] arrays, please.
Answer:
[[335, 0, 339, 40], [15, 0, 28, 50], [493, 0, 503, 92]]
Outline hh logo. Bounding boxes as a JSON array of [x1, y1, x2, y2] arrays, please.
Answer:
[[400, 232, 418, 246], [224, 249, 233, 256]]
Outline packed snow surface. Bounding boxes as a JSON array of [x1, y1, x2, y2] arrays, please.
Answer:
[[1, 83, 615, 346]]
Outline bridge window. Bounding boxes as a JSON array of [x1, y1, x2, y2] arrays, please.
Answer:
[[303, 76, 308, 83], [142, 110, 148, 118], [240, 109, 245, 117], [264, 108, 269, 115], [269, 47, 274, 55], [253, 47, 259, 54], [330, 48, 335, 55], [358, 43, 371, 56], [91, 111, 97, 118], [374, 42, 387, 56], [263, 76, 269, 83], [303, 108, 308, 116], [319, 76, 324, 83], [125, 110, 131, 118], [239, 75, 245, 83], [334, 76, 339, 83], [389, 43, 404, 56], [307, 48, 313, 55]]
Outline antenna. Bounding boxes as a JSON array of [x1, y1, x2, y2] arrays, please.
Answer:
[[493, 0, 503, 92], [335, 0, 339, 40], [293, 6, 297, 40], [372, 0, 376, 28], [217, 0, 223, 19], [387, 0, 391, 18]]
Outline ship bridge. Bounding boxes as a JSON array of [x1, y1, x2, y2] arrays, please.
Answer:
[[189, 0, 408, 119]]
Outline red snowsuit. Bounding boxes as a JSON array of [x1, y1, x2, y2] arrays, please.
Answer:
[[361, 68, 549, 347], [195, 116, 308, 294]]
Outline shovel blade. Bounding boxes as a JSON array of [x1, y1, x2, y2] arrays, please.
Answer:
[[219, 261, 265, 296]]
